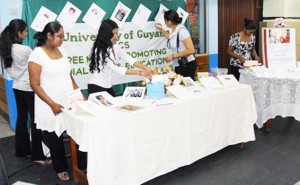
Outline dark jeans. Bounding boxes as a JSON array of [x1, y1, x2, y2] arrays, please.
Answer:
[[230, 65, 241, 80], [88, 84, 116, 97], [13, 89, 44, 161], [175, 60, 197, 81], [43, 131, 68, 173]]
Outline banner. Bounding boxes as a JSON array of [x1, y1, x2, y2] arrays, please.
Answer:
[[62, 22, 171, 89], [262, 28, 297, 69]]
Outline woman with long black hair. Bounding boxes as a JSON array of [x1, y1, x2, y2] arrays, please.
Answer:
[[0, 19, 47, 165], [88, 19, 153, 96]]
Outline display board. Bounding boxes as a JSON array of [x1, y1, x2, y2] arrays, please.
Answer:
[[261, 27, 297, 69], [259, 20, 300, 66], [22, 0, 187, 90]]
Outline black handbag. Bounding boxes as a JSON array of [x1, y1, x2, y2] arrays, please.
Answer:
[[176, 29, 188, 68], [178, 57, 189, 68]]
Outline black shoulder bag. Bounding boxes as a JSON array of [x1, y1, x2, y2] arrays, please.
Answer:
[[177, 29, 189, 68]]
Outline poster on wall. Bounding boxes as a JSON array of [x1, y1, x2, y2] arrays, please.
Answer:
[[110, 1, 131, 28], [57, 1, 82, 28], [262, 28, 297, 69], [30, 6, 57, 32], [82, 3, 106, 30], [131, 4, 151, 29]]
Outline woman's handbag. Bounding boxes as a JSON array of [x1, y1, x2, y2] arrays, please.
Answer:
[[178, 57, 189, 68]]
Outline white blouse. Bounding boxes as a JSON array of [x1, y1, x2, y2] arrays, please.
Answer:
[[168, 24, 195, 67], [28, 47, 73, 132], [6, 44, 32, 91], [88, 44, 136, 88]]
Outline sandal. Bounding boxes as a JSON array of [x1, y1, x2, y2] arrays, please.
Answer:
[[33, 159, 52, 166], [57, 171, 69, 181]]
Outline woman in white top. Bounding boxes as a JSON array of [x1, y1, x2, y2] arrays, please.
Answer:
[[28, 22, 83, 181], [88, 19, 153, 96], [156, 10, 196, 80], [0, 19, 46, 164]]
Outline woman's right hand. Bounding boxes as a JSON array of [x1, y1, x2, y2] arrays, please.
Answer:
[[50, 102, 64, 116], [141, 70, 152, 81], [239, 56, 246, 63], [156, 23, 163, 31], [164, 55, 174, 62]]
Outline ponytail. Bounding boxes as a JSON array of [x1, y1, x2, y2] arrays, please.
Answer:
[[0, 29, 13, 68], [0, 19, 27, 68]]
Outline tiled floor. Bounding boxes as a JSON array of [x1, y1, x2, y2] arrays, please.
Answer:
[[0, 113, 14, 138]]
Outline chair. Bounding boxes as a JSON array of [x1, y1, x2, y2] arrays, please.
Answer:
[[0, 152, 9, 185]]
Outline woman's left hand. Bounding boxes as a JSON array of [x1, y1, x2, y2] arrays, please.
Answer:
[[145, 67, 155, 75]]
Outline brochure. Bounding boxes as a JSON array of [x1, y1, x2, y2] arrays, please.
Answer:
[[89, 91, 118, 107], [199, 77, 223, 90], [217, 75, 240, 87], [114, 104, 143, 112], [66, 88, 85, 109], [166, 85, 194, 100], [183, 77, 202, 92], [122, 87, 146, 100]]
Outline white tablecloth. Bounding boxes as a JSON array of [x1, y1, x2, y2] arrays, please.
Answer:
[[55, 84, 257, 185], [240, 70, 300, 128]]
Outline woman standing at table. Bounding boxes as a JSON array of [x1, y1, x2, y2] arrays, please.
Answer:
[[88, 19, 153, 96], [156, 10, 196, 80], [0, 19, 47, 164], [227, 18, 260, 80], [28, 22, 84, 181]]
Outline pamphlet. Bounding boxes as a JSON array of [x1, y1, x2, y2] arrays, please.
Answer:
[[89, 91, 119, 107], [66, 88, 85, 109], [199, 77, 223, 90], [122, 86, 146, 100], [183, 77, 202, 92], [114, 104, 143, 112], [166, 85, 194, 100], [217, 75, 239, 87]]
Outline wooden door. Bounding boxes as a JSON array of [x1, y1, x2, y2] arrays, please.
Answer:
[[218, 0, 263, 72]]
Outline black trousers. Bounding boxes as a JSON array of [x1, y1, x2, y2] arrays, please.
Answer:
[[13, 89, 44, 161], [175, 60, 197, 81], [43, 131, 68, 173], [230, 65, 241, 81], [88, 84, 116, 97]]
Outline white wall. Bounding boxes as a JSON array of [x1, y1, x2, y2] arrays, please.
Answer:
[[206, 0, 218, 55], [0, 0, 22, 29], [263, 0, 300, 17], [0, 0, 23, 74]]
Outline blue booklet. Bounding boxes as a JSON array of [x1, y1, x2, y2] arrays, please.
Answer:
[[146, 81, 165, 99]]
